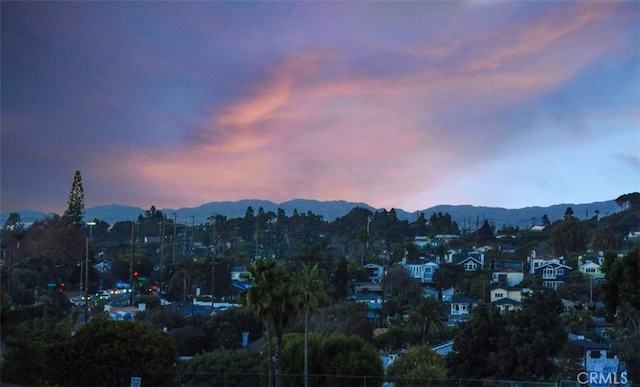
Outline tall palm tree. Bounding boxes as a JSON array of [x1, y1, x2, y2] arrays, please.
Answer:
[[408, 296, 446, 345], [293, 264, 330, 387], [243, 259, 296, 387]]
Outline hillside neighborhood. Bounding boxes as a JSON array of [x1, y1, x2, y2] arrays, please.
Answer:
[[1, 190, 639, 386]]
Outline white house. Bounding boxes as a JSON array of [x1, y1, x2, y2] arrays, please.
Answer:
[[401, 256, 439, 283], [579, 254, 606, 283], [492, 266, 524, 286], [448, 297, 477, 318]]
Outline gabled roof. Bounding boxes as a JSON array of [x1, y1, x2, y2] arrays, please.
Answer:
[[491, 298, 520, 306], [535, 261, 572, 270], [454, 255, 483, 265]]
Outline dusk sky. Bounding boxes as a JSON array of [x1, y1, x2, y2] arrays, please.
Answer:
[[2, 1, 639, 215]]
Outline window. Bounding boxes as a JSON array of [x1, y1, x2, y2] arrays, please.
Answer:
[[556, 269, 564, 275], [494, 292, 504, 299], [465, 262, 477, 271], [543, 267, 555, 279]]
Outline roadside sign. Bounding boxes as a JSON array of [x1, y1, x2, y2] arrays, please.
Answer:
[[130, 377, 141, 387]]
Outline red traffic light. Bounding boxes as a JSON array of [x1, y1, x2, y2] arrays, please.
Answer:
[[133, 271, 139, 278]]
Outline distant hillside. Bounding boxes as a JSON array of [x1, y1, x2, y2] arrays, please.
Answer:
[[394, 201, 621, 229], [0, 198, 621, 229]]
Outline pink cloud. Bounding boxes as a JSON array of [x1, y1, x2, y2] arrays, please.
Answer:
[[119, 2, 636, 211]]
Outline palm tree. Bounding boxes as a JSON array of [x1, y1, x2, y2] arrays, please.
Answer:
[[407, 296, 446, 345], [243, 259, 297, 387], [293, 264, 330, 387]]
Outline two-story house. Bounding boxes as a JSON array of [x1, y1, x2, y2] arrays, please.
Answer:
[[579, 254, 605, 283], [533, 261, 572, 290], [492, 266, 524, 286], [490, 285, 528, 313], [401, 256, 440, 283], [363, 263, 384, 283]]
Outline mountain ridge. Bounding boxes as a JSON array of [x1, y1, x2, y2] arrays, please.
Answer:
[[1, 198, 621, 229]]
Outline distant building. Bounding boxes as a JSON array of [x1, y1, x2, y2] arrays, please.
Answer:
[[447, 251, 484, 271], [363, 263, 384, 282], [528, 251, 572, 290], [492, 266, 524, 286], [401, 256, 440, 283], [579, 254, 605, 283]]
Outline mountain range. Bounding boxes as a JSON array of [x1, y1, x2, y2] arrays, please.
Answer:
[[0, 198, 622, 229]]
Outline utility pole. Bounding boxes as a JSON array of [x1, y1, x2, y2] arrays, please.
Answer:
[[172, 213, 177, 264], [190, 215, 195, 257], [129, 221, 135, 306], [211, 215, 216, 303], [159, 216, 165, 269]]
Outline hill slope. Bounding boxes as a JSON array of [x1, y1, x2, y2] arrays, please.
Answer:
[[1, 199, 621, 229]]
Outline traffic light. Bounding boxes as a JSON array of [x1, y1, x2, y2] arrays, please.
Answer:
[[59, 282, 65, 291], [133, 271, 139, 279]]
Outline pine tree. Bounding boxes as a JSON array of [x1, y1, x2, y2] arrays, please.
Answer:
[[63, 170, 85, 226]]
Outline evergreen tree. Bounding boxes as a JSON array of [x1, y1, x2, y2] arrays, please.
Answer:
[[63, 170, 85, 226]]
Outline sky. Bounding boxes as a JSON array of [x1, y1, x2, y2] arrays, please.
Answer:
[[1, 1, 639, 215]]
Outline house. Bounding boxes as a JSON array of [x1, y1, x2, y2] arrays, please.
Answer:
[[532, 260, 572, 290], [352, 281, 383, 295], [401, 256, 439, 283], [492, 259, 524, 272], [528, 250, 565, 274], [422, 286, 440, 299], [627, 230, 640, 239], [447, 297, 477, 319], [352, 293, 382, 321], [568, 335, 627, 387], [363, 263, 384, 283], [231, 266, 251, 281], [491, 266, 524, 286], [579, 254, 605, 283], [490, 285, 527, 313], [447, 251, 484, 271], [432, 340, 454, 356], [413, 236, 431, 248], [530, 225, 546, 232], [441, 287, 454, 302], [491, 297, 521, 313]]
